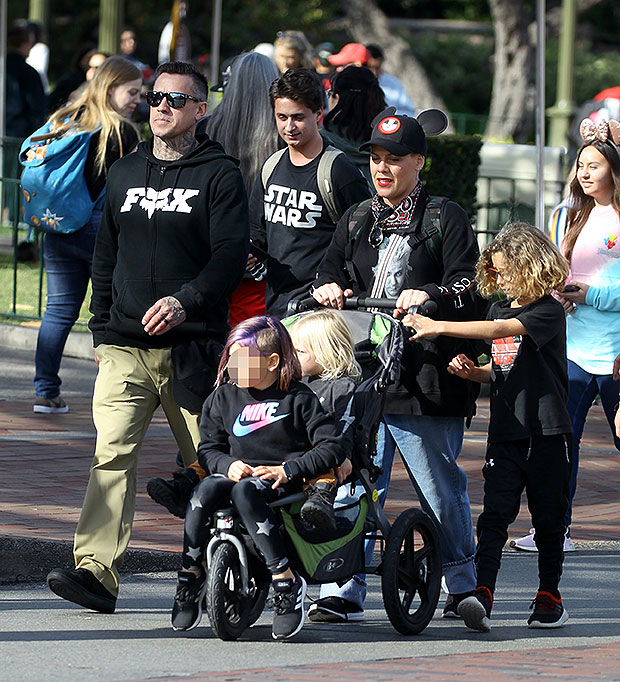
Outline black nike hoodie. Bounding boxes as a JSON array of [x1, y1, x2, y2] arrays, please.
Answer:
[[89, 133, 249, 348]]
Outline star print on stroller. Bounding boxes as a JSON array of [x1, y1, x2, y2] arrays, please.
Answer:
[[199, 297, 442, 641]]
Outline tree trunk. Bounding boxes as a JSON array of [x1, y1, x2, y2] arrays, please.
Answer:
[[485, 0, 535, 140], [341, 0, 453, 127]]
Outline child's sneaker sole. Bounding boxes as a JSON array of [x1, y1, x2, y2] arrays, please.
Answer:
[[458, 596, 491, 632]]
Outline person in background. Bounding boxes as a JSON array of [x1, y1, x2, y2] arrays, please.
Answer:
[[327, 42, 370, 72], [273, 30, 314, 74], [48, 42, 97, 113], [203, 52, 280, 328], [119, 27, 154, 84], [312, 42, 335, 93], [513, 118, 620, 553], [365, 44, 416, 118], [250, 68, 371, 318], [33, 56, 142, 414], [26, 21, 50, 95], [323, 65, 386, 186]]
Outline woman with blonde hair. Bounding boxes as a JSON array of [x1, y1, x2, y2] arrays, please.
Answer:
[[33, 55, 142, 414]]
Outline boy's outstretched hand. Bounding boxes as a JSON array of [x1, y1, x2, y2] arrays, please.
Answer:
[[402, 313, 439, 340], [447, 354, 475, 379]]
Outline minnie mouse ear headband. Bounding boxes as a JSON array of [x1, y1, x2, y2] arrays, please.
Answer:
[[579, 118, 620, 146], [360, 107, 448, 156]]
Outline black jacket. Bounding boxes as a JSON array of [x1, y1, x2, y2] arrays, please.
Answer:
[[315, 188, 487, 417], [89, 133, 249, 349], [198, 380, 344, 482]]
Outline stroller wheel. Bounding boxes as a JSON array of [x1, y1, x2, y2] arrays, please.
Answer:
[[381, 508, 442, 635], [206, 543, 252, 640]]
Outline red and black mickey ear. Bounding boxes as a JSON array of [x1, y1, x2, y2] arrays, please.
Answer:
[[417, 109, 448, 136], [370, 106, 397, 128]]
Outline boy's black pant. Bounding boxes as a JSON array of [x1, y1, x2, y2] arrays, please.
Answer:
[[476, 434, 572, 594]]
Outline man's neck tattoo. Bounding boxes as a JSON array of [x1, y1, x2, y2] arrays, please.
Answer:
[[153, 132, 198, 161]]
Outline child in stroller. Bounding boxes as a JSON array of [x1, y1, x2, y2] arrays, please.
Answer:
[[171, 315, 345, 640]]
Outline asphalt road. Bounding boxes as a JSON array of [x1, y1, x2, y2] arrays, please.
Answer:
[[3, 551, 620, 682]]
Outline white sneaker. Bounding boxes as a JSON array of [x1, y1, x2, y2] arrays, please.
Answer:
[[510, 528, 575, 552]]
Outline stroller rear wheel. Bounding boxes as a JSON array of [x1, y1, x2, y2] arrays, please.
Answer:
[[206, 542, 256, 640], [381, 508, 442, 635]]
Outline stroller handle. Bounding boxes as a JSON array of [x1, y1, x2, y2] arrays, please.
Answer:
[[287, 296, 438, 315]]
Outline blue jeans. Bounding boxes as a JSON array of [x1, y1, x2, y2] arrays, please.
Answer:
[[320, 414, 477, 608], [34, 211, 101, 399], [566, 359, 620, 526]]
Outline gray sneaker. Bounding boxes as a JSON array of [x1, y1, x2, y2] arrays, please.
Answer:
[[33, 396, 69, 414]]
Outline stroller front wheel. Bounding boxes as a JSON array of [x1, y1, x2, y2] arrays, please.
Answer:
[[381, 508, 442, 635]]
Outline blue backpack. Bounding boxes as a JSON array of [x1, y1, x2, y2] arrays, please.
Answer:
[[19, 122, 102, 234]]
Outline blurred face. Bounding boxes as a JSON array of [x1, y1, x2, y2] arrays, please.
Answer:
[[149, 72, 207, 141], [274, 97, 322, 152], [108, 78, 142, 117], [291, 334, 322, 378], [275, 46, 301, 73], [227, 343, 279, 390], [366, 55, 382, 78], [370, 146, 424, 207], [120, 30, 137, 56], [577, 145, 614, 205], [86, 53, 107, 81]]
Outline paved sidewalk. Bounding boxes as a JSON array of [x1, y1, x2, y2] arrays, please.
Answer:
[[1, 387, 619, 581]]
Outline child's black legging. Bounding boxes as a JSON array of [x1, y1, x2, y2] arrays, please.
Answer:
[[182, 473, 295, 575]]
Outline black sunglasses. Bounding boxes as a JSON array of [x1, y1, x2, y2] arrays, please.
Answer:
[[145, 90, 202, 109]]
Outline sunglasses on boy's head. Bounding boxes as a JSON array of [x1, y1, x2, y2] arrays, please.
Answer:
[[145, 90, 202, 108]]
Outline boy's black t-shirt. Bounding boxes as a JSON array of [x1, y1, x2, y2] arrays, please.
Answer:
[[250, 144, 370, 317], [488, 295, 572, 442]]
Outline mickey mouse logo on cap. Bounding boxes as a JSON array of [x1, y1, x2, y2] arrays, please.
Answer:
[[378, 117, 401, 135]]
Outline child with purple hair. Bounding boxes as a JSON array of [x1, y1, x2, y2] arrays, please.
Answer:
[[171, 315, 344, 640]]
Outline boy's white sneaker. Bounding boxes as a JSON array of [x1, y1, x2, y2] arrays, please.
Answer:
[[510, 528, 575, 552]]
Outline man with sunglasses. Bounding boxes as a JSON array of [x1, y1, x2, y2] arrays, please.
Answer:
[[309, 108, 487, 624], [47, 61, 249, 614]]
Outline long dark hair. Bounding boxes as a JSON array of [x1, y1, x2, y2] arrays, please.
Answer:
[[216, 316, 301, 390], [323, 66, 386, 142], [564, 140, 620, 262]]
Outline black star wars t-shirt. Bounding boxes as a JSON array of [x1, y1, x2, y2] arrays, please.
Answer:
[[488, 295, 572, 442], [250, 145, 370, 317]]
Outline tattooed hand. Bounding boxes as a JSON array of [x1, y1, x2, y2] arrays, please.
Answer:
[[142, 296, 186, 336]]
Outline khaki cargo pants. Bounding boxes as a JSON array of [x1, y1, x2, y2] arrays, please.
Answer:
[[73, 344, 201, 596]]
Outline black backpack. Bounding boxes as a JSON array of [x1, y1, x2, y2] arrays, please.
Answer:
[[344, 196, 448, 286]]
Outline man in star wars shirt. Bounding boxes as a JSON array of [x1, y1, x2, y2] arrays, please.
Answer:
[[250, 68, 370, 318]]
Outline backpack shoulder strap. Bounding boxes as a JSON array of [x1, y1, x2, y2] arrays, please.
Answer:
[[344, 199, 373, 285], [260, 148, 287, 188], [419, 196, 448, 269], [317, 145, 344, 224]]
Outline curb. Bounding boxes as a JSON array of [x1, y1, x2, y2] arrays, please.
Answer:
[[0, 321, 93, 360], [0, 536, 180, 584]]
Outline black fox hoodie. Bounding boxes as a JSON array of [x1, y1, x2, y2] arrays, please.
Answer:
[[89, 133, 249, 349]]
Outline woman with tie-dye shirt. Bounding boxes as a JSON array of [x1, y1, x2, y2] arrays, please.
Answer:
[[521, 120, 620, 551]]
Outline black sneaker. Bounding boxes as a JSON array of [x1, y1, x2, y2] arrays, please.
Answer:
[[171, 570, 207, 631], [272, 573, 307, 640], [47, 568, 116, 613], [442, 591, 473, 619], [527, 590, 568, 628], [300, 482, 337, 532], [147, 468, 199, 519], [458, 585, 493, 632], [307, 596, 364, 623]]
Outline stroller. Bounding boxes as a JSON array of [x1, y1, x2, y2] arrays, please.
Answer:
[[201, 297, 442, 640]]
